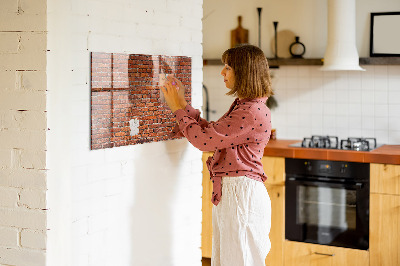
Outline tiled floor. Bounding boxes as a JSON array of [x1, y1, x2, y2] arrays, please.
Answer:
[[202, 257, 211, 266]]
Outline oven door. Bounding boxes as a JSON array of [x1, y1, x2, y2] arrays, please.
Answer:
[[285, 177, 369, 250]]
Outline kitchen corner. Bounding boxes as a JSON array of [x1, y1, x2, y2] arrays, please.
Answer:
[[202, 0, 400, 265]]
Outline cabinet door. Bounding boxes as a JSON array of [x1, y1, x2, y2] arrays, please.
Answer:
[[264, 184, 284, 266], [284, 241, 369, 266], [370, 163, 400, 195], [370, 193, 400, 266], [201, 152, 213, 258], [261, 156, 285, 185]]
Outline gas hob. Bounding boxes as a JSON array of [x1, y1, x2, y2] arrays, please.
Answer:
[[289, 135, 382, 151]]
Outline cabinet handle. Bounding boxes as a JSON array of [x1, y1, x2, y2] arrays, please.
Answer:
[[314, 252, 335, 257]]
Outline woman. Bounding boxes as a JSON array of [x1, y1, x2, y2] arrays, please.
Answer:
[[161, 44, 273, 266]]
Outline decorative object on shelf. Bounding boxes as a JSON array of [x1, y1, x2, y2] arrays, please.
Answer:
[[269, 30, 295, 59], [266, 72, 278, 110], [270, 129, 276, 140], [266, 95, 278, 110], [289, 36, 306, 58], [370, 12, 400, 57], [273, 21, 279, 58], [231, 16, 249, 48], [257, 8, 262, 48]]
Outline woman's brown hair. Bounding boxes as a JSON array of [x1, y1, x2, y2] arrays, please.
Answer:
[[221, 44, 273, 99]]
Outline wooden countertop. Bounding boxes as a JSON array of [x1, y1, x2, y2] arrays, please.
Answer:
[[263, 139, 400, 165]]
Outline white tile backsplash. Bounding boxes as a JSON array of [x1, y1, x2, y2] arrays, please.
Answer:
[[204, 64, 400, 144], [269, 65, 400, 144], [389, 104, 400, 117], [389, 117, 400, 131], [286, 77, 299, 89], [323, 103, 336, 116], [336, 90, 349, 103], [375, 104, 389, 117], [298, 77, 311, 89], [374, 90, 388, 104], [374, 65, 388, 76], [388, 76, 400, 91], [362, 89, 375, 103], [374, 77, 388, 91], [389, 91, 400, 104]]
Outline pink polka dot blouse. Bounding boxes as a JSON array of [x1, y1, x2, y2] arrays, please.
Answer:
[[172, 97, 271, 206]]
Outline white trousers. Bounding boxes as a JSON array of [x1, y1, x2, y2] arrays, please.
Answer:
[[212, 176, 271, 266]]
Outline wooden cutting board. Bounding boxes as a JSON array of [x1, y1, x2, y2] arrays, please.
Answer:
[[231, 16, 249, 48]]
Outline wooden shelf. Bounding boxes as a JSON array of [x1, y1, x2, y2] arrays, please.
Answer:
[[359, 57, 400, 65], [203, 57, 400, 67], [268, 58, 322, 67], [203, 58, 323, 67]]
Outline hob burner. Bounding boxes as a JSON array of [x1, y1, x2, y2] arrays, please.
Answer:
[[340, 137, 377, 151], [301, 135, 339, 149]]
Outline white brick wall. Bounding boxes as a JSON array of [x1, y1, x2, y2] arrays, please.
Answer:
[[0, 227, 19, 247], [0, 187, 19, 208], [0, 0, 48, 265], [0, 247, 46, 266], [3, 0, 203, 265], [46, 1, 203, 266], [21, 229, 47, 250]]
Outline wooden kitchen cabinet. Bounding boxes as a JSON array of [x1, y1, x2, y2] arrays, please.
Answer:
[[264, 184, 285, 266], [370, 163, 400, 266], [370, 193, 400, 266], [370, 163, 400, 195], [261, 156, 285, 186], [201, 152, 213, 258], [201, 154, 286, 266], [284, 241, 369, 266], [261, 156, 285, 266]]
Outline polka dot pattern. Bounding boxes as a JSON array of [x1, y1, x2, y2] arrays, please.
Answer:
[[172, 97, 272, 206]]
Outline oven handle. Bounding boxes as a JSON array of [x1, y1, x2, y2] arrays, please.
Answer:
[[286, 177, 364, 189]]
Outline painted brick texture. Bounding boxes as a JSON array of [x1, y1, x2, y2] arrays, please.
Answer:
[[46, 0, 203, 265], [91, 52, 192, 149], [0, 0, 47, 265]]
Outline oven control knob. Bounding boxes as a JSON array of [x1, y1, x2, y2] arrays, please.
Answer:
[[340, 164, 347, 174], [304, 161, 312, 171]]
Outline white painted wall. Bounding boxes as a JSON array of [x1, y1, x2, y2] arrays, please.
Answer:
[[46, 0, 203, 266], [0, 0, 48, 265], [203, 0, 400, 58], [203, 0, 400, 144]]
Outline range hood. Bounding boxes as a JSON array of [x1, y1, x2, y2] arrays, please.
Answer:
[[320, 0, 365, 71]]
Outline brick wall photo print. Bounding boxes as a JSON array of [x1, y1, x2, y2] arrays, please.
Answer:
[[90, 52, 192, 150]]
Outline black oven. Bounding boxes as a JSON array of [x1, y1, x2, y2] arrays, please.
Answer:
[[285, 158, 369, 250]]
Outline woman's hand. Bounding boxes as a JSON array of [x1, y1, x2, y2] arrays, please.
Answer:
[[160, 76, 187, 113], [165, 75, 187, 108], [169, 76, 187, 108]]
